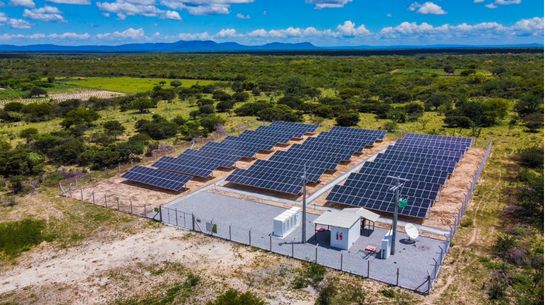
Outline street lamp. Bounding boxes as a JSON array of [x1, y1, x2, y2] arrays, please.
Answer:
[[387, 175, 410, 255]]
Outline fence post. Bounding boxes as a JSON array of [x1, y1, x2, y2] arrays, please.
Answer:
[[144, 202, 147, 217], [315, 246, 318, 263], [292, 240, 294, 258], [92, 191, 95, 205], [396, 268, 400, 286], [192, 214, 195, 231], [229, 225, 231, 240], [80, 189, 84, 201], [270, 234, 272, 252], [367, 261, 370, 278], [175, 208, 178, 226], [105, 168, 108, 179], [130, 197, 133, 214], [75, 176, 78, 189], [69, 184, 72, 198], [340, 253, 343, 271], [90, 171, 92, 181], [427, 274, 431, 295], [104, 193, 108, 207], [249, 229, 251, 246], [117, 196, 120, 211], [159, 205, 163, 222]]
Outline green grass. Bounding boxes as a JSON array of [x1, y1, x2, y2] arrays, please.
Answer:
[[392, 68, 490, 76], [65, 77, 218, 94]]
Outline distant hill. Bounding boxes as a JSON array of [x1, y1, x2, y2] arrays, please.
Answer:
[[0, 40, 541, 52]]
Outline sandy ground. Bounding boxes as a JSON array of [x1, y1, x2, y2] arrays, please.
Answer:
[[0, 224, 319, 304], [0, 90, 125, 107]]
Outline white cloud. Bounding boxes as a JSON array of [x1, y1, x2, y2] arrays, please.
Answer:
[[97, 0, 180, 20], [8, 18, 32, 29], [23, 6, 67, 22], [246, 26, 337, 39], [387, 13, 392, 17], [408, 2, 421, 11], [49, 32, 90, 39], [45, 0, 91, 4], [177, 31, 211, 40], [96, 27, 145, 39], [8, 0, 34, 7], [416, 2, 447, 15], [236, 13, 249, 19], [164, 10, 181, 20], [305, 0, 352, 10], [262, 10, 266, 15], [485, 0, 521, 8], [511, 17, 544, 35], [474, 0, 484, 2], [216, 28, 239, 38], [160, 0, 254, 16], [0, 1, 5, 6], [336, 20, 371, 37]]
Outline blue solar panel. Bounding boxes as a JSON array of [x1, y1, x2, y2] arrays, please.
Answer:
[[122, 166, 192, 191], [226, 168, 303, 195]]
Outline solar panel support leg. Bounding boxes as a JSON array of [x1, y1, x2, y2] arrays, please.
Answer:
[[92, 191, 95, 205], [315, 246, 318, 263], [159, 205, 163, 223], [292, 240, 294, 258]]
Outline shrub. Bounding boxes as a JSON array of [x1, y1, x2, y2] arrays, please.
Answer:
[[379, 289, 395, 298], [444, 116, 473, 128], [207, 289, 265, 305], [3, 101, 24, 112], [519, 147, 544, 169], [335, 112, 360, 126], [216, 100, 235, 112], [383, 121, 398, 132], [0, 219, 49, 257], [199, 104, 215, 115], [20, 127, 38, 140]]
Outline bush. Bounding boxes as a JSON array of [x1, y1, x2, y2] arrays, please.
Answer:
[[519, 147, 544, 169], [103, 120, 126, 136], [335, 112, 360, 126], [0, 219, 49, 257], [20, 127, 38, 140], [207, 289, 265, 305], [444, 116, 473, 128], [199, 104, 215, 115], [379, 289, 395, 298], [3, 101, 24, 112], [235, 101, 272, 116], [216, 100, 235, 112], [383, 121, 398, 132], [197, 98, 215, 106], [493, 234, 518, 259]]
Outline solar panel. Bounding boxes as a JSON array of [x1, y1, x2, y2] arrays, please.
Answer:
[[329, 126, 387, 139], [387, 145, 466, 158], [226, 168, 303, 195], [242, 160, 326, 183], [372, 155, 458, 171], [394, 140, 468, 152], [153, 156, 217, 178], [404, 133, 472, 146], [180, 149, 241, 164], [121, 166, 192, 191], [379, 150, 462, 163], [199, 142, 261, 158]]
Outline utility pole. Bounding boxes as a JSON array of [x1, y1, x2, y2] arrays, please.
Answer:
[[387, 175, 410, 255], [301, 164, 308, 244]]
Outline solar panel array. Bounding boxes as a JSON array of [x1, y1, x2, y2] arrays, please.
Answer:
[[121, 166, 192, 191], [152, 121, 318, 178], [226, 127, 387, 195], [326, 133, 472, 218]]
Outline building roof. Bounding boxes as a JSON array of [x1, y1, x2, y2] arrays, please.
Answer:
[[342, 207, 380, 222], [313, 207, 380, 229]]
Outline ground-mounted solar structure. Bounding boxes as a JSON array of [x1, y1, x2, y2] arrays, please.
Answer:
[[121, 165, 193, 191], [326, 133, 472, 218], [121, 122, 319, 190], [151, 121, 319, 178], [225, 127, 387, 195]]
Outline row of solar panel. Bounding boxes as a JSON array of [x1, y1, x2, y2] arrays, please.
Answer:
[[226, 126, 386, 194], [123, 122, 321, 190], [404, 133, 473, 146], [121, 166, 192, 191], [326, 133, 471, 218]]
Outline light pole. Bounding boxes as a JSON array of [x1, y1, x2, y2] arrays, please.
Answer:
[[301, 164, 308, 244], [387, 175, 410, 255]]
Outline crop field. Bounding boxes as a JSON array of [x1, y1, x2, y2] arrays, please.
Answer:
[[66, 77, 218, 93]]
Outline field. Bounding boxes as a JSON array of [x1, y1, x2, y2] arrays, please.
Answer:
[[66, 77, 218, 93], [0, 52, 542, 304]]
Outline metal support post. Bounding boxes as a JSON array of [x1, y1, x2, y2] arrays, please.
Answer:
[[159, 205, 163, 222], [191, 214, 195, 231], [80, 189, 83, 201], [292, 239, 294, 258], [104, 192, 108, 207], [175, 209, 178, 226], [270, 234, 272, 252], [117, 196, 120, 211], [387, 175, 409, 255], [249, 229, 252, 246], [367, 261, 370, 278], [301, 165, 307, 244], [130, 197, 133, 214], [75, 176, 78, 189], [229, 225, 231, 240], [92, 190, 95, 205], [340, 253, 343, 271], [396, 268, 400, 286], [144, 202, 147, 217]]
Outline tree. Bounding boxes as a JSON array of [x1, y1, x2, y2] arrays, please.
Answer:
[[29, 87, 47, 98], [232, 92, 250, 102], [484, 98, 511, 120], [404, 102, 424, 121], [444, 116, 473, 128], [20, 127, 38, 142], [3, 102, 24, 112], [60, 108, 100, 129], [212, 90, 232, 101], [425, 93, 449, 111], [335, 112, 360, 126], [199, 104, 215, 115], [216, 100, 235, 112], [284, 77, 305, 96], [443, 65, 455, 75], [170, 80, 182, 88], [131, 97, 155, 113], [103, 120, 126, 136], [200, 114, 226, 132], [514, 94, 543, 118], [47, 76, 55, 83], [386, 108, 407, 123], [492, 66, 507, 78], [338, 88, 360, 100]]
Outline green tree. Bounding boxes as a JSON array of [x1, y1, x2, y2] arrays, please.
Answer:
[[404, 102, 424, 121], [131, 97, 155, 113], [170, 80, 182, 88], [3, 102, 24, 112], [103, 120, 126, 136], [29, 87, 47, 98], [514, 94, 543, 118], [285, 77, 305, 96], [335, 112, 360, 126], [200, 114, 226, 132], [19, 127, 38, 142], [60, 108, 100, 129], [443, 65, 455, 75]]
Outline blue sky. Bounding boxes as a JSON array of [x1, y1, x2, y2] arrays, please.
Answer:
[[0, 0, 543, 46]]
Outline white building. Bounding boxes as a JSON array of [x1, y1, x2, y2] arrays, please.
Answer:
[[312, 207, 380, 250]]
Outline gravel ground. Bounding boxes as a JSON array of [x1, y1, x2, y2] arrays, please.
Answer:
[[162, 191, 445, 293]]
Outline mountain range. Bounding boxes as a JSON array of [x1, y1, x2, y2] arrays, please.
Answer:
[[0, 40, 542, 52]]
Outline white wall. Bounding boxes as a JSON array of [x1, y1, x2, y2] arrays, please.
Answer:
[[329, 221, 361, 250]]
